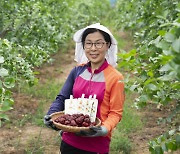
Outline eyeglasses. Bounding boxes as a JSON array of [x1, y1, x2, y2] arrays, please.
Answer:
[[84, 41, 108, 49]]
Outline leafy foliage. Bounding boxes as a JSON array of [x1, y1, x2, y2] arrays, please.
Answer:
[[149, 128, 180, 153], [108, 0, 180, 153], [0, 0, 110, 123]]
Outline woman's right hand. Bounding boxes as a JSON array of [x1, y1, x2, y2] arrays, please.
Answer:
[[44, 115, 60, 131]]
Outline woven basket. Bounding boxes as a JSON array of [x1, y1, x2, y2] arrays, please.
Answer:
[[50, 111, 101, 133]]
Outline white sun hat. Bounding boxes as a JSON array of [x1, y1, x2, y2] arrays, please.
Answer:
[[73, 23, 118, 67]]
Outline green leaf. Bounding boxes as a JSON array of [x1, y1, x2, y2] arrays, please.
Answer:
[[0, 56, 5, 63], [149, 146, 155, 153], [147, 84, 157, 91], [147, 71, 154, 77], [173, 55, 180, 64], [2, 39, 11, 48], [175, 134, 180, 145], [159, 64, 172, 72], [167, 141, 177, 150], [144, 78, 156, 86], [150, 140, 157, 147], [33, 71, 40, 75], [158, 30, 166, 36], [0, 105, 13, 112], [162, 50, 172, 55], [172, 39, 180, 53], [154, 146, 163, 154], [0, 113, 9, 121], [3, 77, 15, 88], [152, 36, 161, 46], [164, 33, 175, 43], [139, 94, 149, 102], [0, 68, 8, 77], [158, 72, 176, 81], [130, 84, 138, 91], [161, 143, 168, 152], [155, 40, 170, 50], [0, 99, 14, 112]]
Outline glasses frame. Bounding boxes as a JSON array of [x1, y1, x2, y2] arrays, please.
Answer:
[[84, 41, 108, 49]]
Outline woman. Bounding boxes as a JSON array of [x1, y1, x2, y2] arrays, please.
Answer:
[[44, 23, 125, 154]]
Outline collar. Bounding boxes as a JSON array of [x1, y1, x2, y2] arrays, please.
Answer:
[[87, 59, 109, 74]]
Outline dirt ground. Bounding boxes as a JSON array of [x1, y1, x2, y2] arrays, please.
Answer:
[[0, 45, 179, 154], [0, 49, 76, 154]]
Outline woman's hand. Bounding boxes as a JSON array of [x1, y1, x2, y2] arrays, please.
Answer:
[[44, 115, 60, 131], [76, 126, 108, 137]]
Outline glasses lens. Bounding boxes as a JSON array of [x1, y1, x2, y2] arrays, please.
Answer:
[[95, 42, 103, 49], [85, 42, 92, 49]]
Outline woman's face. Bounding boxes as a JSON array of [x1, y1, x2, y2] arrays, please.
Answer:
[[84, 31, 109, 69]]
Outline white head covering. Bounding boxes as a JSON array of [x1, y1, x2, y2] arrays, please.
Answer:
[[73, 23, 118, 67]]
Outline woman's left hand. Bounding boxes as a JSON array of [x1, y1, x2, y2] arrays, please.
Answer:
[[76, 126, 108, 137]]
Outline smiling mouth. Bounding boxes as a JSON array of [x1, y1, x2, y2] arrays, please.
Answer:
[[90, 54, 98, 58]]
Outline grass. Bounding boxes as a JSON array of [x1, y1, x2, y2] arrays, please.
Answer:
[[19, 80, 63, 100], [110, 91, 143, 153], [18, 80, 63, 126], [24, 127, 61, 154], [25, 128, 45, 154], [31, 100, 48, 126]]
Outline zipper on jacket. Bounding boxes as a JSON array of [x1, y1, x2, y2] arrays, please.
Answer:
[[87, 72, 94, 95]]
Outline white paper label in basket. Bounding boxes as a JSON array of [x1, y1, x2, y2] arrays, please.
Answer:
[[90, 98, 98, 122], [65, 94, 98, 122], [65, 98, 78, 115]]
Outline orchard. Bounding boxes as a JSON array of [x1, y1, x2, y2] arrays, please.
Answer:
[[0, 0, 179, 153]]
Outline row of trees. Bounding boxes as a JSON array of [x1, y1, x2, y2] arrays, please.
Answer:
[[0, 0, 110, 125], [109, 0, 179, 153]]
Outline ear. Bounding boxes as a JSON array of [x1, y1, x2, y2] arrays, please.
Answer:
[[107, 42, 111, 48]]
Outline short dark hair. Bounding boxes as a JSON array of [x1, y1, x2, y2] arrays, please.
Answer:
[[81, 28, 111, 48]]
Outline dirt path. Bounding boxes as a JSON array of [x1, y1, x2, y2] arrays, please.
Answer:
[[130, 104, 170, 154]]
